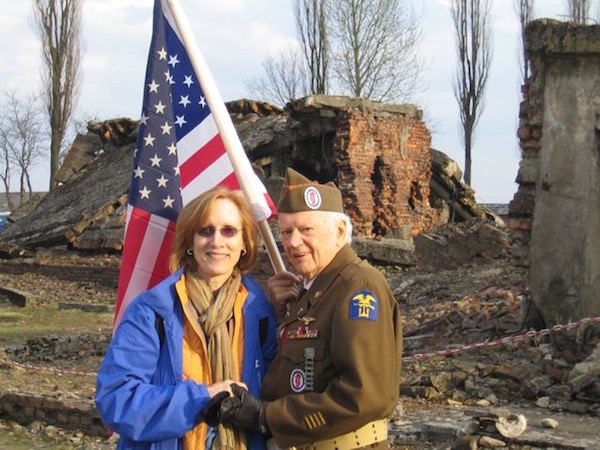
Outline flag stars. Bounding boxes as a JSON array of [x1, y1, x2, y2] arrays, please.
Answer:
[[179, 95, 191, 108], [133, 166, 145, 178], [163, 195, 175, 208], [167, 143, 177, 155], [156, 175, 169, 187], [157, 47, 167, 60], [164, 71, 175, 85], [154, 101, 166, 115], [168, 55, 180, 67], [139, 114, 149, 126], [174, 166, 180, 176], [161, 121, 172, 135], [148, 80, 160, 93], [183, 75, 194, 87], [139, 186, 151, 199], [150, 154, 162, 167], [199, 96, 207, 108], [174, 115, 187, 127], [144, 133, 156, 147]]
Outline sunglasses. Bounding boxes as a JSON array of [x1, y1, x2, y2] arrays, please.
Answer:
[[195, 225, 241, 239]]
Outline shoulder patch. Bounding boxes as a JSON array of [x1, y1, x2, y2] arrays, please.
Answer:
[[349, 290, 379, 321]]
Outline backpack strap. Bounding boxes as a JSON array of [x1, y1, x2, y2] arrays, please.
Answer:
[[155, 313, 165, 348], [259, 317, 268, 347]]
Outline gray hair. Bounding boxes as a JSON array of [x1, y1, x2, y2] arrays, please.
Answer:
[[324, 211, 353, 244]]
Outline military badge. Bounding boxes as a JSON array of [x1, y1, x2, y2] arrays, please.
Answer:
[[303, 186, 322, 209], [288, 316, 318, 339], [349, 290, 379, 321], [304, 347, 315, 392], [290, 368, 306, 392]]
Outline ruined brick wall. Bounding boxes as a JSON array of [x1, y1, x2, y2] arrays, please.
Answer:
[[509, 19, 600, 323], [1, 334, 111, 436], [508, 42, 542, 243], [0, 391, 106, 436], [332, 105, 443, 239]]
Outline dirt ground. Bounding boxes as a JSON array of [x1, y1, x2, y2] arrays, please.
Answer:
[[0, 218, 598, 448]]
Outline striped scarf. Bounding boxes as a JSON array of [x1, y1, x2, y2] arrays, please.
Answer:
[[186, 270, 247, 450]]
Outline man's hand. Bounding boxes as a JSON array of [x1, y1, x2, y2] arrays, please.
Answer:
[[201, 391, 229, 427], [201, 380, 248, 427], [267, 271, 302, 320], [220, 384, 269, 434]]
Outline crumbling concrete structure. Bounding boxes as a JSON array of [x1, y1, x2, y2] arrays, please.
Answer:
[[1, 96, 496, 260], [509, 19, 600, 324]]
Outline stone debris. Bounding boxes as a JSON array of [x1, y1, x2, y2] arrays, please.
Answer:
[[494, 414, 527, 438], [541, 417, 559, 429], [478, 435, 506, 448]]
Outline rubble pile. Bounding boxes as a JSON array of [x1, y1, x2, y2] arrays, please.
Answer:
[[1, 96, 598, 447], [0, 97, 499, 252], [1, 217, 600, 447]]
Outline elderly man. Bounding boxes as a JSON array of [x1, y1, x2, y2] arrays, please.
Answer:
[[221, 168, 403, 449]]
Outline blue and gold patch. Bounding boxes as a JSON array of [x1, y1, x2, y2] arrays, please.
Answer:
[[349, 290, 379, 321]]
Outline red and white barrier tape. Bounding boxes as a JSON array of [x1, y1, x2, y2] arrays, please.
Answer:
[[2, 316, 599, 373], [403, 315, 600, 362]]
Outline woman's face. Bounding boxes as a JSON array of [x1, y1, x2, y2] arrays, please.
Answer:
[[192, 198, 246, 291]]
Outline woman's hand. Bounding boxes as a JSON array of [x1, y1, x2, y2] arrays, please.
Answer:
[[207, 380, 247, 398]]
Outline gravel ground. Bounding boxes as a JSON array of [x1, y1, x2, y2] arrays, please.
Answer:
[[2, 219, 597, 449]]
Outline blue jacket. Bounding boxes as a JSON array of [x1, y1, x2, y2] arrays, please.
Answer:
[[95, 270, 278, 450]]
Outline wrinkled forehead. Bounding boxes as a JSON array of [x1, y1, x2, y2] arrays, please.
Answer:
[[278, 210, 326, 228]]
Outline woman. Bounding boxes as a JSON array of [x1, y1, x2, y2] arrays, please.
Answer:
[[96, 187, 278, 450]]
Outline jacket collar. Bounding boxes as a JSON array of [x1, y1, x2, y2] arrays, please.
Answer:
[[285, 244, 358, 323]]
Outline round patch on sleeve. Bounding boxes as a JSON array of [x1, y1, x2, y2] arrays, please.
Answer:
[[290, 368, 307, 392], [349, 290, 379, 321]]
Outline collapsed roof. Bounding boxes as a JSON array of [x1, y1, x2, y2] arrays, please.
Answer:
[[0, 96, 498, 253]]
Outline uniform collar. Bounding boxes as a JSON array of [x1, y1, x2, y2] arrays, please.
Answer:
[[298, 244, 358, 307]]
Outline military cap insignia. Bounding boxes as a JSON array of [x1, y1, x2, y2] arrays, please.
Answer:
[[304, 186, 322, 209], [349, 290, 379, 321]]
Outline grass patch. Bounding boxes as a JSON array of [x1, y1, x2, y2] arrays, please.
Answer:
[[0, 311, 24, 323], [0, 305, 113, 347]]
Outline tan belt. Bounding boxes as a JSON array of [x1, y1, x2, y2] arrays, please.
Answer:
[[289, 419, 388, 450]]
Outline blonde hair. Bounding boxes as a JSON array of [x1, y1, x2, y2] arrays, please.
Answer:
[[169, 187, 259, 274]]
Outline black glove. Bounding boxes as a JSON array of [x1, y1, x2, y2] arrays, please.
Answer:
[[201, 391, 230, 427], [220, 384, 269, 434]]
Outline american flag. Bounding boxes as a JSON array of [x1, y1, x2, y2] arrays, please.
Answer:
[[114, 0, 276, 327]]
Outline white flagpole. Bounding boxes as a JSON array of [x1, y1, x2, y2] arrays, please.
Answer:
[[165, 0, 285, 274]]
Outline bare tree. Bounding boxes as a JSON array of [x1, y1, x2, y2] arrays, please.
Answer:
[[245, 46, 308, 107], [0, 90, 47, 210], [0, 121, 15, 212], [566, 0, 592, 23], [295, 0, 329, 94], [32, 0, 83, 191], [514, 0, 536, 86], [451, 0, 493, 186], [327, 0, 423, 102]]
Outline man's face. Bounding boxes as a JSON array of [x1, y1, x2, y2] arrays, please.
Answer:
[[278, 210, 343, 281]]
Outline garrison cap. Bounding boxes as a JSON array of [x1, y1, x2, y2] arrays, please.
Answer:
[[277, 168, 344, 213]]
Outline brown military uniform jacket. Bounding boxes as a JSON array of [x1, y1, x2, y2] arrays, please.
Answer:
[[261, 245, 403, 448]]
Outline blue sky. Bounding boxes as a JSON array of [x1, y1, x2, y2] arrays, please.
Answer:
[[0, 0, 577, 203]]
